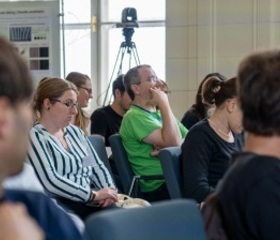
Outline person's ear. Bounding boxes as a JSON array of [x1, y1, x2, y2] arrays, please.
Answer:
[[0, 97, 12, 139], [43, 98, 51, 110], [130, 84, 140, 96], [226, 99, 236, 113], [114, 89, 121, 99]]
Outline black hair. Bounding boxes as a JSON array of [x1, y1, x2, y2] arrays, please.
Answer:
[[202, 77, 237, 108], [112, 74, 125, 96], [192, 73, 227, 119]]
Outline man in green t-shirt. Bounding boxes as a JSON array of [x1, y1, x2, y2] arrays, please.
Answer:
[[120, 64, 187, 202]]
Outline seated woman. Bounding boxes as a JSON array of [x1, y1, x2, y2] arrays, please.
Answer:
[[181, 72, 226, 129], [181, 76, 243, 203], [66, 72, 92, 135], [28, 77, 118, 220]]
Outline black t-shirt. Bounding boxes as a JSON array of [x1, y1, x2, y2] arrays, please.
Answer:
[[181, 119, 244, 203], [90, 105, 123, 146], [217, 152, 280, 240], [181, 106, 202, 130]]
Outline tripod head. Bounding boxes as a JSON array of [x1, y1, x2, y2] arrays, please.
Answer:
[[122, 28, 134, 48], [116, 8, 139, 49]]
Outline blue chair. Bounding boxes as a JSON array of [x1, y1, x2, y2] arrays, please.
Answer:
[[158, 147, 183, 199], [85, 199, 207, 240], [88, 135, 113, 177], [109, 134, 163, 197]]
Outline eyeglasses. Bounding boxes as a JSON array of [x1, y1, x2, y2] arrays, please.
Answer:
[[79, 86, 92, 95], [52, 99, 79, 109], [139, 76, 158, 84]]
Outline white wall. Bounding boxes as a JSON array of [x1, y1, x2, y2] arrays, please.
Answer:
[[166, 0, 280, 120]]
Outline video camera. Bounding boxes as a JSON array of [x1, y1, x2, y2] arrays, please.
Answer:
[[116, 8, 139, 45], [116, 8, 139, 29]]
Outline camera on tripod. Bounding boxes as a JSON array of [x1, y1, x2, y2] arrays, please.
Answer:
[[102, 7, 140, 106], [116, 8, 139, 29], [116, 8, 139, 45]]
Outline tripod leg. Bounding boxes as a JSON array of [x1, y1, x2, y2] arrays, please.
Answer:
[[103, 42, 127, 106], [131, 42, 141, 66]]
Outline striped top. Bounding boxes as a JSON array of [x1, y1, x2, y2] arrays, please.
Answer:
[[27, 123, 115, 202]]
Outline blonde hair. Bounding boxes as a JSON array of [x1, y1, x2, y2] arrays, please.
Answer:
[[75, 109, 90, 135]]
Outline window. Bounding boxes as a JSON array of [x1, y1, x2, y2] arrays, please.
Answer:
[[100, 0, 166, 106]]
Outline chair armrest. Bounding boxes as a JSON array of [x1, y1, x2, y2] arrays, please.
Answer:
[[128, 175, 164, 197]]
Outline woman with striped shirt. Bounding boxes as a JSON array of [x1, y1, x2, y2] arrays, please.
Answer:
[[28, 77, 118, 219]]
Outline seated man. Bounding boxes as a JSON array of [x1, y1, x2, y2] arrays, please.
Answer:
[[0, 37, 84, 239], [91, 75, 131, 192], [120, 64, 187, 202], [90, 74, 131, 146]]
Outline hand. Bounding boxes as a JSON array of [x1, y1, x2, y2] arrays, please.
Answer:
[[98, 198, 115, 208], [149, 87, 169, 108], [150, 144, 161, 157], [94, 187, 118, 204], [0, 203, 44, 240]]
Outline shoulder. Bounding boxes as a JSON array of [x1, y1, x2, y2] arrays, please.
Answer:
[[29, 124, 47, 141], [4, 189, 83, 239], [186, 119, 212, 136], [220, 153, 280, 191], [66, 124, 84, 136]]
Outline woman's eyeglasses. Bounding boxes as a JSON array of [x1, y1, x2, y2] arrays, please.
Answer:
[[52, 99, 79, 109], [79, 87, 92, 95]]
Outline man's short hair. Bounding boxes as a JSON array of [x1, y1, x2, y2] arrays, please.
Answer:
[[112, 74, 125, 97], [0, 37, 33, 105], [124, 64, 151, 100], [238, 49, 280, 136]]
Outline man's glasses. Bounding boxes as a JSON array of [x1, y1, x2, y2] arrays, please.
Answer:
[[79, 86, 92, 95], [52, 99, 79, 109], [140, 76, 158, 84]]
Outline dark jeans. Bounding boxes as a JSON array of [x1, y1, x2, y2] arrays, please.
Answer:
[[142, 183, 170, 203], [54, 196, 118, 220]]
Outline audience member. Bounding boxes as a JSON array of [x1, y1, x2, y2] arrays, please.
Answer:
[[90, 74, 131, 146], [215, 49, 280, 239], [90, 74, 131, 192], [66, 72, 92, 134], [181, 73, 226, 129], [120, 64, 187, 202], [0, 37, 85, 239], [28, 77, 118, 220], [0, 203, 44, 240], [4, 163, 85, 233], [181, 76, 243, 203]]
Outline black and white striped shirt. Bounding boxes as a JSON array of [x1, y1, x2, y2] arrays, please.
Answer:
[[28, 123, 115, 202]]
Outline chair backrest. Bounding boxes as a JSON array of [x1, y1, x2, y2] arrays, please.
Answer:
[[108, 134, 134, 194], [88, 135, 113, 177], [85, 199, 207, 240], [158, 147, 183, 199]]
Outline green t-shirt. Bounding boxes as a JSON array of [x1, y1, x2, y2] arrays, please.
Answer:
[[120, 105, 188, 192]]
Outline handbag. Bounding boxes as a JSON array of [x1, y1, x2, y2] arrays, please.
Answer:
[[116, 194, 151, 208]]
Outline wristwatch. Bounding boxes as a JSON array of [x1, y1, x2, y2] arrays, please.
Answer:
[[89, 191, 96, 202]]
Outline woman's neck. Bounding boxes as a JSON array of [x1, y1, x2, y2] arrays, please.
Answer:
[[208, 112, 233, 142], [39, 118, 62, 136]]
